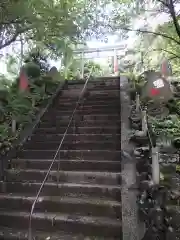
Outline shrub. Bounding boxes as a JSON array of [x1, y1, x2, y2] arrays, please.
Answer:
[[0, 71, 60, 155]]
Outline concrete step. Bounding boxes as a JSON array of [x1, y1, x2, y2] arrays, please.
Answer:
[[57, 96, 120, 104], [87, 86, 119, 91], [0, 79, 122, 239], [55, 100, 119, 107], [61, 88, 119, 94], [6, 170, 121, 185], [33, 126, 120, 135], [23, 141, 120, 150], [62, 89, 119, 94], [0, 182, 121, 200], [30, 133, 121, 144], [41, 114, 119, 122], [0, 226, 115, 240], [67, 78, 119, 85], [11, 159, 121, 172], [51, 104, 120, 111], [0, 211, 122, 238], [0, 194, 121, 218], [54, 100, 120, 108], [85, 94, 119, 100], [17, 150, 121, 160], [67, 83, 117, 87], [44, 109, 120, 116], [79, 104, 120, 110], [38, 120, 121, 128]]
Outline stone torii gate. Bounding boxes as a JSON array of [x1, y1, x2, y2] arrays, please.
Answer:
[[73, 44, 127, 78]]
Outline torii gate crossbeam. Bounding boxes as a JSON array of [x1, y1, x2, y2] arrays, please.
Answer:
[[73, 44, 127, 77], [73, 44, 127, 54]]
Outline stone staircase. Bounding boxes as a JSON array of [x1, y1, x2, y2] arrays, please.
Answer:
[[0, 78, 122, 239]]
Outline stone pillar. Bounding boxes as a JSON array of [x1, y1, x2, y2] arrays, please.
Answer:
[[114, 49, 119, 76], [152, 147, 160, 185]]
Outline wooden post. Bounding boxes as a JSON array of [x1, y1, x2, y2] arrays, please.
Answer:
[[152, 147, 160, 185]]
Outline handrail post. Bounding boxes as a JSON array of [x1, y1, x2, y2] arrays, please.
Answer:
[[141, 109, 148, 133], [152, 146, 160, 185], [135, 93, 140, 112]]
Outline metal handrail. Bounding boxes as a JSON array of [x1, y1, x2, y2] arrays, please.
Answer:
[[28, 69, 93, 240]]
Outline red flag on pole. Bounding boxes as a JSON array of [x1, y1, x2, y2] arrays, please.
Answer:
[[19, 71, 29, 91]]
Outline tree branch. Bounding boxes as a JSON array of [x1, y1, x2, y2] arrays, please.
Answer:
[[157, 0, 169, 7], [150, 48, 180, 59], [0, 19, 27, 25], [169, 56, 177, 60], [0, 27, 31, 50], [120, 27, 180, 45], [167, 0, 180, 39]]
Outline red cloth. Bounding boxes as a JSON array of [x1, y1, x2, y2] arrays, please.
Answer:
[[19, 72, 29, 91]]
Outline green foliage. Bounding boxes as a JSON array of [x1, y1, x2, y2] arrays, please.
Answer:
[[25, 51, 50, 74], [64, 59, 103, 80], [151, 115, 180, 138], [0, 69, 61, 155], [65, 68, 78, 81], [24, 62, 41, 79], [84, 61, 103, 77], [23, 50, 52, 80], [152, 21, 180, 76], [0, 0, 81, 51], [128, 72, 145, 95], [0, 0, 125, 54], [150, 103, 180, 149]]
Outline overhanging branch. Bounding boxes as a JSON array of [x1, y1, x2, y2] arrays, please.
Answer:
[[0, 27, 31, 50], [150, 48, 180, 59], [167, 0, 180, 38], [119, 27, 180, 45]]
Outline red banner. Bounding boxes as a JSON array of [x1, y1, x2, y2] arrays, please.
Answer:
[[19, 71, 29, 91]]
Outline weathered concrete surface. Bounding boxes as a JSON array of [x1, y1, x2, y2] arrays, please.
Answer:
[[120, 75, 145, 240]]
